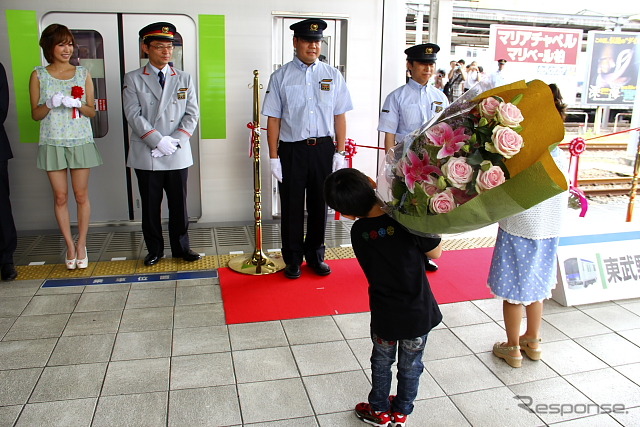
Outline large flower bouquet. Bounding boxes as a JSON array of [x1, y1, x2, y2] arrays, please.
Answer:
[[378, 79, 568, 236]]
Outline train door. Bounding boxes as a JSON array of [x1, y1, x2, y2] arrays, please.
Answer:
[[269, 16, 347, 218], [40, 13, 200, 223]]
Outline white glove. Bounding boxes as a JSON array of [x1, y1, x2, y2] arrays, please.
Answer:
[[270, 158, 283, 183], [61, 96, 82, 108], [45, 92, 64, 109], [155, 136, 178, 156], [151, 149, 164, 158], [332, 153, 347, 172]]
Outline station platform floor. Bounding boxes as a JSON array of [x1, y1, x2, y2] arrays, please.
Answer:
[[1, 202, 640, 426]]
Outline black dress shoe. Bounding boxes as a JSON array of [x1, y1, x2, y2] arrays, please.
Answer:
[[143, 253, 164, 266], [1, 264, 18, 281], [182, 249, 201, 262], [284, 264, 301, 279], [425, 258, 439, 272], [309, 262, 331, 276]]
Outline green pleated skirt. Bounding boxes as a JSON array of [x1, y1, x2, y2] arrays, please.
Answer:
[[37, 143, 103, 171]]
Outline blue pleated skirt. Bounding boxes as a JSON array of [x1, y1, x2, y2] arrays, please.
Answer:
[[487, 228, 560, 305]]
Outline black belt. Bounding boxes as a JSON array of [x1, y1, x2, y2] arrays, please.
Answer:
[[281, 136, 333, 146]]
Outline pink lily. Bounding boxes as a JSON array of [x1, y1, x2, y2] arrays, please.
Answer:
[[426, 122, 471, 159], [401, 149, 442, 192]]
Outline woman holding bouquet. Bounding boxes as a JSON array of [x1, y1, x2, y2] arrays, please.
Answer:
[[489, 83, 568, 368], [29, 23, 102, 269]]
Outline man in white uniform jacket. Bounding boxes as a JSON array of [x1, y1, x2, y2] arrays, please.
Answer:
[[122, 21, 201, 266]]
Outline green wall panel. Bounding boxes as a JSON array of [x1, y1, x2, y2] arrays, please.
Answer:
[[6, 9, 41, 143], [198, 15, 226, 139]]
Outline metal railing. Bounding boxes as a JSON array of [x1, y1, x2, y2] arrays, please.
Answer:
[[614, 112, 632, 132], [566, 111, 589, 134]]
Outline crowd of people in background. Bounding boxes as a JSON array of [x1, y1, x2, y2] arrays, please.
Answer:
[[427, 57, 511, 101]]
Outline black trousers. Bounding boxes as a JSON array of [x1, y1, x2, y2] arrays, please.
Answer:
[[135, 168, 190, 257], [0, 160, 17, 265], [278, 139, 333, 266]]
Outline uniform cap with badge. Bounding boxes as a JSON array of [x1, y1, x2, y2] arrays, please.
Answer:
[[139, 22, 176, 43], [498, 59, 508, 64], [290, 18, 327, 40], [404, 43, 440, 63]]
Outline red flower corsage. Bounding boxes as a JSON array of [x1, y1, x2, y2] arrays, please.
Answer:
[[71, 86, 84, 118]]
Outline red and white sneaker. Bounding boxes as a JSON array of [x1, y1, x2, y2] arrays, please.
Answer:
[[391, 411, 407, 427], [388, 396, 408, 426], [354, 402, 391, 426]]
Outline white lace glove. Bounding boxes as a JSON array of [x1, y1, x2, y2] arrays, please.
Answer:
[[61, 96, 82, 108], [155, 136, 178, 156], [332, 153, 347, 172], [45, 92, 64, 109], [270, 158, 283, 183]]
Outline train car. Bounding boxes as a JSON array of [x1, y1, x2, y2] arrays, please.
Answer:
[[564, 257, 598, 288], [0, 1, 406, 231]]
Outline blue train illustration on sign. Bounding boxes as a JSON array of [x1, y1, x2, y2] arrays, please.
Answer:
[[564, 257, 598, 289]]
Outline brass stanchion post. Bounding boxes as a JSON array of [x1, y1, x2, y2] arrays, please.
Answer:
[[228, 70, 285, 274]]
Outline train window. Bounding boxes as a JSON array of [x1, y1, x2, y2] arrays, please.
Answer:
[[138, 32, 184, 70], [70, 30, 108, 139]]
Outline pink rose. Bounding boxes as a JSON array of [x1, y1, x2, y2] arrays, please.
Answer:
[[441, 157, 473, 189], [475, 161, 506, 193], [420, 176, 440, 196], [429, 189, 457, 214], [486, 126, 524, 159], [496, 102, 524, 127], [478, 97, 500, 119]]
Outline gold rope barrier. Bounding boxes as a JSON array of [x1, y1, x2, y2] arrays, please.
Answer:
[[228, 71, 285, 275]]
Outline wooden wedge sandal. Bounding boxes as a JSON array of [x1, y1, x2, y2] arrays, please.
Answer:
[[493, 342, 522, 368], [519, 337, 542, 360]]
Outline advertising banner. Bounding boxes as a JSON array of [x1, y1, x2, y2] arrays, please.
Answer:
[[491, 25, 582, 65], [582, 31, 640, 106], [489, 25, 582, 103], [552, 231, 640, 306]]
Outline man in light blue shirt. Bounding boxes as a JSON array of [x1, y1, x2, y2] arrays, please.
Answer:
[[378, 43, 449, 152], [378, 43, 448, 271], [262, 18, 353, 279]]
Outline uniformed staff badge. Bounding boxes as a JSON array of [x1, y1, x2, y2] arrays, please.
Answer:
[[319, 78, 332, 91], [425, 47, 433, 54], [162, 27, 170, 34], [381, 109, 389, 113], [178, 92, 186, 99], [432, 101, 443, 113], [178, 88, 188, 91], [310, 23, 319, 31]]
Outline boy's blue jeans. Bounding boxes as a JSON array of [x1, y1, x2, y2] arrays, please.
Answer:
[[368, 331, 428, 415]]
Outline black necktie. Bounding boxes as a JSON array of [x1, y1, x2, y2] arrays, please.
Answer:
[[158, 71, 165, 89]]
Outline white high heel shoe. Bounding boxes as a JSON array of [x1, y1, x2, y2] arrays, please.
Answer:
[[65, 251, 77, 270], [76, 246, 89, 269]]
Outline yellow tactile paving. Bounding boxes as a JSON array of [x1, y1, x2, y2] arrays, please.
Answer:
[[135, 257, 177, 273], [15, 264, 55, 280], [326, 246, 355, 259], [12, 238, 494, 281], [216, 254, 239, 269], [48, 263, 97, 278], [442, 236, 496, 250], [176, 256, 217, 271], [92, 260, 139, 276]]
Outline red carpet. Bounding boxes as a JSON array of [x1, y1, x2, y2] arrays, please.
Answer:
[[219, 247, 495, 324]]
